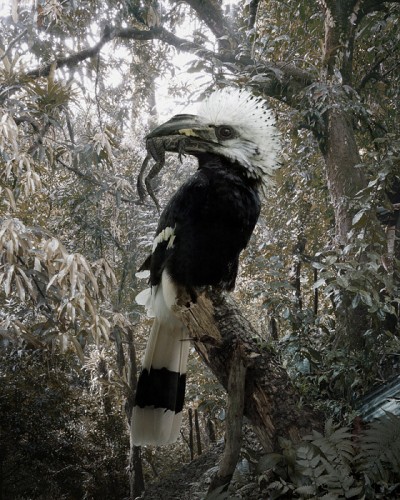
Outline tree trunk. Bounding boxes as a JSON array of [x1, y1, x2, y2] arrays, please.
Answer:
[[321, 2, 366, 244], [320, 0, 371, 349], [175, 289, 324, 452], [126, 327, 145, 499], [189, 408, 194, 461], [129, 445, 145, 499], [206, 417, 216, 443], [0, 425, 3, 500], [194, 409, 202, 456], [322, 108, 372, 349], [323, 108, 366, 245], [208, 348, 246, 493]]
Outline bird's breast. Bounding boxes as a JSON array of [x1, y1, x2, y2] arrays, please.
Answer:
[[167, 170, 260, 289]]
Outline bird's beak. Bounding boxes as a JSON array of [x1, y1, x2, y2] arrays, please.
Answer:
[[146, 114, 218, 155]]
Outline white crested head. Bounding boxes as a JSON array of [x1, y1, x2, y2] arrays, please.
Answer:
[[197, 88, 280, 190]]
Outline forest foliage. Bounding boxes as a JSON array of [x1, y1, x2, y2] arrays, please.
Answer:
[[0, 0, 400, 498]]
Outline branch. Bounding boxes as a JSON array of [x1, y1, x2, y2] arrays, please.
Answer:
[[23, 25, 314, 108], [321, 0, 394, 14], [248, 0, 261, 31], [1, 28, 28, 61], [175, 289, 323, 452], [150, 27, 220, 59], [26, 27, 115, 77], [57, 159, 137, 205], [249, 62, 315, 107], [208, 345, 247, 494], [358, 0, 400, 19], [358, 56, 387, 91], [176, 0, 232, 40], [25, 26, 218, 78]]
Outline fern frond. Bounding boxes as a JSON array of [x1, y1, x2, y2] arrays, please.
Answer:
[[310, 419, 355, 474], [295, 484, 318, 497], [357, 412, 400, 482], [317, 457, 360, 497], [295, 443, 324, 493]]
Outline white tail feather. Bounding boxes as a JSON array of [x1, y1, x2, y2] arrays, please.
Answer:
[[131, 407, 183, 446], [142, 313, 189, 372], [132, 270, 190, 445]]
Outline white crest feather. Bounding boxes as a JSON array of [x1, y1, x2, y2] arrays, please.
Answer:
[[197, 88, 280, 191]]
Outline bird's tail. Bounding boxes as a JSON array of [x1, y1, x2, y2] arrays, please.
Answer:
[[131, 272, 190, 446]]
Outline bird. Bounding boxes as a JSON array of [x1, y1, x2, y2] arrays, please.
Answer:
[[131, 88, 280, 446]]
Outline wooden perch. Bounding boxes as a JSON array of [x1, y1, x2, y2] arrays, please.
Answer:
[[207, 345, 247, 494], [175, 289, 323, 453]]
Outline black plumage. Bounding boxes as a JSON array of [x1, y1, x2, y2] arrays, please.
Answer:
[[131, 88, 279, 446], [149, 153, 261, 291]]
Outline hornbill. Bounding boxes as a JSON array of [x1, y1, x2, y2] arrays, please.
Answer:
[[131, 88, 280, 446]]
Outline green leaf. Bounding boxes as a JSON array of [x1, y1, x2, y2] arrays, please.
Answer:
[[295, 484, 316, 496], [352, 210, 366, 225], [313, 278, 326, 289], [257, 453, 285, 472]]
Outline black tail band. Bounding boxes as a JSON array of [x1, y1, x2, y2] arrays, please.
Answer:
[[134, 367, 186, 413]]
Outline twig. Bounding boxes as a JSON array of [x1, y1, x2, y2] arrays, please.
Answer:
[[1, 29, 28, 61], [248, 0, 261, 31]]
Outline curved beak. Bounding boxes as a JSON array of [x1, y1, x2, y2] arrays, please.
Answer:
[[146, 114, 218, 155], [147, 114, 207, 138]]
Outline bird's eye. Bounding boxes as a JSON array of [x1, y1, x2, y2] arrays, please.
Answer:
[[216, 126, 234, 140]]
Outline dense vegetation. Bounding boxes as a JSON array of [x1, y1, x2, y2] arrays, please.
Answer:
[[0, 0, 399, 498]]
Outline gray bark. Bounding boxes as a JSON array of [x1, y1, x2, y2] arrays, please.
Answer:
[[175, 289, 324, 453]]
